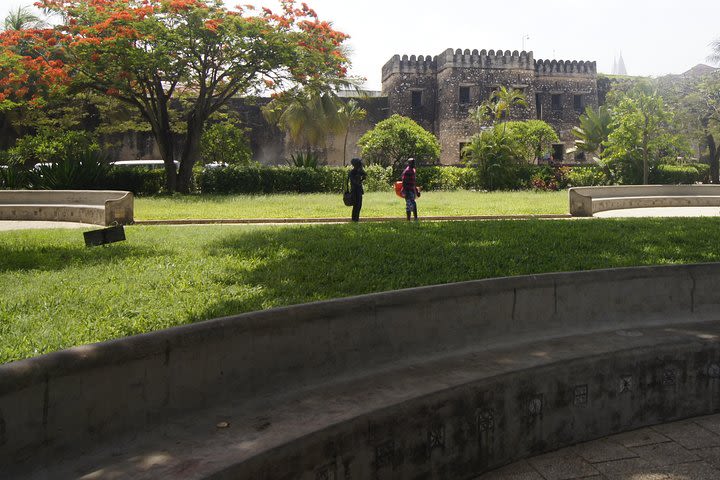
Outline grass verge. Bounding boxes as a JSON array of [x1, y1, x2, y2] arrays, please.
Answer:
[[2, 217, 719, 363], [134, 190, 568, 220]]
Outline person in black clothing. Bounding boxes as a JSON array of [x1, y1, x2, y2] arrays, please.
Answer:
[[349, 157, 366, 222]]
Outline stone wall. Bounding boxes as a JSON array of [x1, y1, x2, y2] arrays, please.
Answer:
[[5, 264, 720, 478], [102, 96, 388, 167], [382, 48, 599, 164]]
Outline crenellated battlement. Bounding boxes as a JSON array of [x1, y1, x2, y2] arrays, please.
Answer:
[[381, 54, 437, 81], [534, 58, 597, 76], [435, 48, 535, 71], [383, 48, 597, 81]]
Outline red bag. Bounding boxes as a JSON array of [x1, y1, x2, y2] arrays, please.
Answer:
[[394, 181, 404, 198]]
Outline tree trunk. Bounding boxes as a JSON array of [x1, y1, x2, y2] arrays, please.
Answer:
[[177, 114, 204, 194], [153, 127, 177, 193], [708, 134, 719, 184]]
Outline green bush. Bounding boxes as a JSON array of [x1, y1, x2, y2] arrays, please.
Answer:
[[0, 165, 30, 189], [104, 168, 166, 195], [566, 165, 609, 187], [9, 129, 99, 166], [363, 165, 393, 192], [287, 151, 320, 168], [650, 163, 709, 184], [200, 121, 252, 166], [28, 149, 111, 190]]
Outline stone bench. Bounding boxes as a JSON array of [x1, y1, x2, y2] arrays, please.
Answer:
[[4, 264, 720, 479], [0, 190, 133, 226], [569, 185, 720, 216]]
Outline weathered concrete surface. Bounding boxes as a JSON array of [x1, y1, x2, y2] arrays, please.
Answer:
[[596, 206, 720, 218], [569, 185, 720, 217], [476, 413, 720, 479], [0, 190, 133, 226], [0, 220, 97, 231], [3, 264, 720, 479]]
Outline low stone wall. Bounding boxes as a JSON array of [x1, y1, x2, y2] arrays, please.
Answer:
[[2, 264, 720, 478], [0, 190, 133, 225], [569, 184, 720, 216]]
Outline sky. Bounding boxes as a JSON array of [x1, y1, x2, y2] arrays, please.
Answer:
[[2, 0, 719, 90]]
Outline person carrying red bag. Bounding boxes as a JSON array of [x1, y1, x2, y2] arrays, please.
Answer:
[[401, 158, 420, 221]]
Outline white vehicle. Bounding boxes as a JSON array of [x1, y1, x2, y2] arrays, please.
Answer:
[[111, 160, 179, 170]]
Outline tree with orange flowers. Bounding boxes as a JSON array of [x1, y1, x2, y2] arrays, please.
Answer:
[[1, 0, 349, 192]]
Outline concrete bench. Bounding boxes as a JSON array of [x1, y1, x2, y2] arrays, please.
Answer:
[[569, 185, 720, 216], [4, 264, 720, 479], [0, 190, 133, 226]]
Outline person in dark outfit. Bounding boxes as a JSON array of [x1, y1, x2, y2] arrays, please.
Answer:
[[401, 158, 419, 221], [349, 157, 366, 222]]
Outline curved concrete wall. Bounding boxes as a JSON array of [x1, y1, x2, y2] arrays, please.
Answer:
[[3, 264, 720, 477], [569, 185, 720, 216], [0, 190, 133, 225]]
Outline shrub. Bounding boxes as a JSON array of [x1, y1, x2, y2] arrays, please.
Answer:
[[287, 151, 321, 168], [28, 149, 111, 190], [463, 126, 527, 190], [104, 168, 166, 195], [0, 165, 30, 189], [357, 114, 440, 172], [363, 165, 393, 192], [566, 165, 609, 186], [8, 129, 99, 166], [650, 163, 709, 184], [200, 121, 252, 166]]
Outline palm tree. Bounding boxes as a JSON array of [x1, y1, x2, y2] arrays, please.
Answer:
[[336, 99, 366, 166], [3, 6, 46, 31], [262, 88, 343, 159], [470, 86, 527, 126], [572, 105, 613, 159]]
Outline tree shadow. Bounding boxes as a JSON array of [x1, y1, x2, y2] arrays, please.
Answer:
[[189, 218, 720, 322], [0, 237, 170, 273]]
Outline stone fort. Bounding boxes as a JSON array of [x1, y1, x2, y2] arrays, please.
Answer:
[[382, 48, 598, 164], [104, 48, 599, 166]]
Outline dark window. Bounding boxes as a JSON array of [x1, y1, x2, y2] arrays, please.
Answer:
[[574, 151, 586, 161], [411, 90, 422, 108], [552, 144, 564, 162], [573, 95, 583, 113], [535, 93, 542, 120], [551, 94, 562, 112], [459, 86, 470, 104]]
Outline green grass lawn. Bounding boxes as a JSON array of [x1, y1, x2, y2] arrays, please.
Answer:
[[3, 217, 720, 363], [134, 190, 569, 220]]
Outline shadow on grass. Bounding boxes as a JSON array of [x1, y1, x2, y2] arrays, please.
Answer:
[[0, 238, 169, 273], [190, 218, 720, 322]]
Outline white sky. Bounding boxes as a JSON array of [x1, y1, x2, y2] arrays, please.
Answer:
[[3, 0, 719, 90]]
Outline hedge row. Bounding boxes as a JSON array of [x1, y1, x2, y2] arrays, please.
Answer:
[[3, 163, 711, 195], [649, 163, 709, 185]]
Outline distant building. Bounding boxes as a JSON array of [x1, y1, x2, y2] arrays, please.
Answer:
[[382, 48, 599, 164], [612, 52, 627, 75]]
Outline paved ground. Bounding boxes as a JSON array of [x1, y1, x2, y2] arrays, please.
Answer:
[[476, 414, 720, 480], [0, 220, 96, 231], [597, 206, 720, 218]]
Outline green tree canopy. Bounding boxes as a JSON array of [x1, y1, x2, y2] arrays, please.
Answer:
[[601, 81, 687, 184], [1, 0, 350, 192], [357, 114, 440, 170], [505, 120, 559, 161]]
